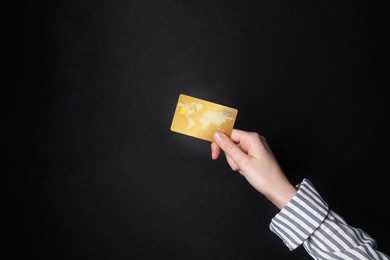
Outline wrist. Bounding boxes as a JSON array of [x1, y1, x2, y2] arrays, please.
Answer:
[[265, 180, 297, 210]]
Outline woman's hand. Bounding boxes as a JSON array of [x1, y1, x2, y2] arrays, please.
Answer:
[[211, 129, 296, 209]]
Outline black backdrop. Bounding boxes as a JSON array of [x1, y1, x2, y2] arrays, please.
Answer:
[[6, 0, 390, 259]]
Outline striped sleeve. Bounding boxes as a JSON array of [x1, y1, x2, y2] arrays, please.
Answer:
[[269, 179, 390, 260]]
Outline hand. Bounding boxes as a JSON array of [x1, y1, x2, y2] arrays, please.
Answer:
[[211, 129, 296, 209]]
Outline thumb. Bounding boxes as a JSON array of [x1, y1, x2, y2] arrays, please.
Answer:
[[214, 132, 249, 170]]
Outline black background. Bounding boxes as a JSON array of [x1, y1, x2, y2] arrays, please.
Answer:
[[6, 0, 390, 259]]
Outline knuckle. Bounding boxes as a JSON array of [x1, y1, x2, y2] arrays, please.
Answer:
[[249, 132, 261, 139], [249, 131, 267, 143], [232, 165, 240, 171]]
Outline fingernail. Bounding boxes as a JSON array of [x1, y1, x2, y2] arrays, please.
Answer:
[[214, 132, 224, 142]]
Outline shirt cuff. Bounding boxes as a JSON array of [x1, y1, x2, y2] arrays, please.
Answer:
[[269, 178, 329, 250]]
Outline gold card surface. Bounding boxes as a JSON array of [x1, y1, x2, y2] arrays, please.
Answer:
[[170, 94, 238, 142]]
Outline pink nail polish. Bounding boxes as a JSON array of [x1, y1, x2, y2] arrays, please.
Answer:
[[214, 132, 223, 142]]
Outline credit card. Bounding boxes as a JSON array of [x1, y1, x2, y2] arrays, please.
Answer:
[[170, 94, 238, 142]]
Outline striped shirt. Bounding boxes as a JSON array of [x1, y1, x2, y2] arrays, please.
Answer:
[[270, 179, 389, 259]]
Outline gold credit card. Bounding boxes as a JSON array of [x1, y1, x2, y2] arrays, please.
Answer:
[[170, 94, 238, 142]]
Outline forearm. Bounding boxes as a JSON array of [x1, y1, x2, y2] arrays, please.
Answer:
[[269, 179, 389, 259]]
